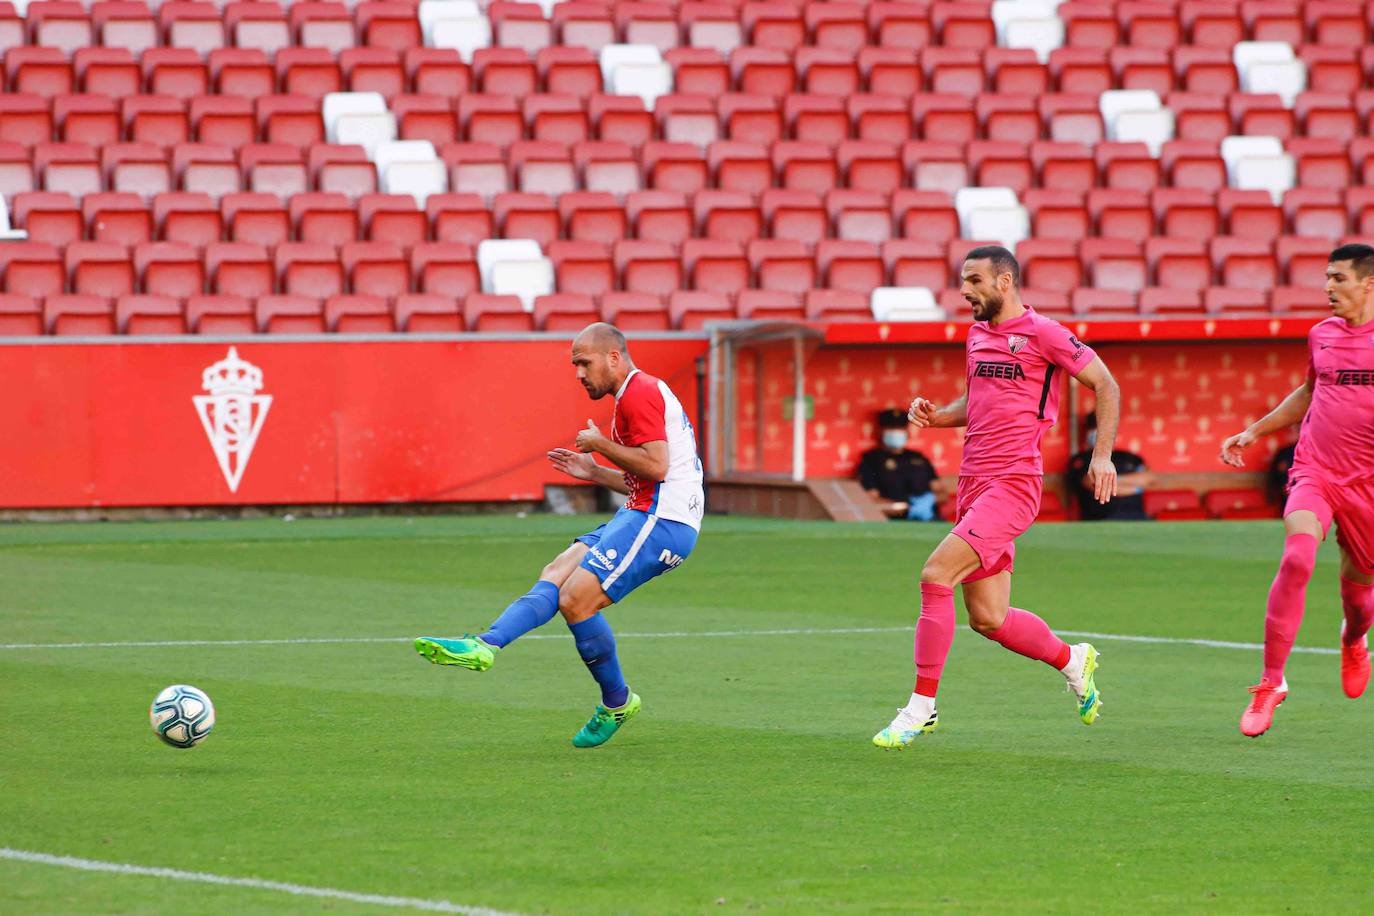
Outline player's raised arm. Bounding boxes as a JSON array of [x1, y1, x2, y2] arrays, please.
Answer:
[[908, 393, 968, 429], [576, 420, 669, 481], [1219, 380, 1315, 468], [1072, 356, 1121, 504]]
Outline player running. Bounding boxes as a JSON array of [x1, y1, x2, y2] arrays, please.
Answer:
[[414, 323, 704, 748], [1220, 244, 1374, 738], [873, 246, 1123, 749]]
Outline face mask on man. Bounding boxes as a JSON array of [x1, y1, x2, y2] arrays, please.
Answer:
[[882, 430, 908, 450], [1085, 430, 1097, 449]]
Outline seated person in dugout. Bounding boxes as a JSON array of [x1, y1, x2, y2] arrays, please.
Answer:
[[1068, 414, 1153, 520], [858, 408, 952, 520]]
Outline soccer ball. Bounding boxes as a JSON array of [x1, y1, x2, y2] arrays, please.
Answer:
[[149, 685, 216, 748]]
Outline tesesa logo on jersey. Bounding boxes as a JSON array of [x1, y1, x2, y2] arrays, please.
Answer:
[[658, 549, 684, 569], [1335, 369, 1374, 386], [193, 347, 272, 493], [974, 360, 1027, 381], [1068, 333, 1087, 360]]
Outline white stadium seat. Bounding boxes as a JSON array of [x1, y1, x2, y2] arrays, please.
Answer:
[[375, 141, 447, 206], [600, 45, 673, 109], [870, 287, 945, 322], [477, 239, 545, 289], [431, 15, 492, 63], [490, 259, 555, 310], [0, 195, 28, 240], [322, 92, 395, 156], [1220, 136, 1294, 203], [1233, 41, 1306, 106], [955, 187, 1030, 248], [992, 0, 1064, 61]]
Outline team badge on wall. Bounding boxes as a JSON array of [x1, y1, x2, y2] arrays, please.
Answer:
[[193, 347, 272, 492], [1008, 335, 1029, 354]]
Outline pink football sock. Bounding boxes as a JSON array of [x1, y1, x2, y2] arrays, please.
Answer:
[[914, 582, 955, 698], [982, 607, 1072, 670], [1263, 534, 1319, 684], [1341, 577, 1374, 646]]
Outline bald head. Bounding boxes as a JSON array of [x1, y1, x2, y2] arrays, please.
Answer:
[[571, 323, 633, 400], [573, 322, 628, 356]]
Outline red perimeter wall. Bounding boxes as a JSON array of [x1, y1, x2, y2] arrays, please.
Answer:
[[0, 338, 705, 509], [2, 322, 1310, 509]]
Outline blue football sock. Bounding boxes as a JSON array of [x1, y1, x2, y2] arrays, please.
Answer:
[[569, 613, 629, 708], [480, 580, 561, 649]]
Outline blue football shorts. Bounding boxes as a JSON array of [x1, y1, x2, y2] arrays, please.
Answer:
[[574, 508, 698, 603]]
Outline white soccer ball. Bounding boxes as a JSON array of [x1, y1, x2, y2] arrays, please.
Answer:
[[149, 684, 216, 749]]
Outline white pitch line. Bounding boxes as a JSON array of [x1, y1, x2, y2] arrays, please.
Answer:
[[0, 626, 1338, 655], [0, 848, 516, 915]]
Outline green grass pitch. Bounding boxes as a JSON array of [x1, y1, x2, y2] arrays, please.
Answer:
[[3, 515, 1373, 914]]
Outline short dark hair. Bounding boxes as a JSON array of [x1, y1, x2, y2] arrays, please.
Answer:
[[877, 408, 907, 429], [1329, 244, 1374, 278], [963, 245, 1020, 286]]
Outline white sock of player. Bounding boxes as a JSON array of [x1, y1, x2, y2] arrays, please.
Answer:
[[901, 691, 935, 719]]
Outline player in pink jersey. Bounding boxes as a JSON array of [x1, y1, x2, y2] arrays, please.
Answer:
[[1221, 244, 1374, 737], [873, 246, 1123, 748]]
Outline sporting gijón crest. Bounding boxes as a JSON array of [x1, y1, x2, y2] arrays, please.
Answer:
[[193, 347, 272, 493]]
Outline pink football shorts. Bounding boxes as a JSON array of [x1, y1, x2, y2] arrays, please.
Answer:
[[951, 474, 1043, 583], [1285, 472, 1374, 575]]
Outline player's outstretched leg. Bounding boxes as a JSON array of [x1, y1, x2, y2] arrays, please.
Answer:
[[567, 612, 639, 748], [1241, 531, 1317, 736], [1340, 576, 1374, 699], [873, 582, 950, 748], [414, 580, 562, 672]]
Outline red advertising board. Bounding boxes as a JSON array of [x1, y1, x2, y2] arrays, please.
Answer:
[[0, 338, 706, 508]]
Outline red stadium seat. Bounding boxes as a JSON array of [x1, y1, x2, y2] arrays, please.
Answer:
[[736, 289, 803, 321], [1211, 237, 1277, 289], [682, 238, 749, 296], [290, 191, 358, 245], [892, 189, 960, 244], [0, 293, 43, 336], [359, 193, 427, 246], [241, 142, 309, 199], [1090, 189, 1152, 243], [533, 292, 598, 331], [12, 191, 82, 247], [276, 242, 342, 299], [883, 239, 949, 289], [206, 242, 273, 298], [342, 241, 408, 298], [1071, 288, 1137, 316], [136, 242, 204, 298], [816, 240, 883, 296], [1138, 286, 1204, 315], [524, 94, 589, 145], [1060, 2, 1119, 48], [1161, 140, 1226, 192], [55, 95, 120, 147], [45, 293, 114, 335], [559, 191, 627, 245], [616, 239, 681, 298], [1174, 47, 1237, 95], [797, 47, 861, 96], [1278, 237, 1334, 287], [1025, 189, 1090, 241], [92, 2, 157, 55], [784, 94, 847, 146], [1147, 237, 1211, 290], [762, 189, 826, 245], [67, 241, 135, 298], [1111, 46, 1172, 95], [6, 47, 74, 99], [1018, 239, 1083, 293], [599, 291, 671, 330], [411, 241, 478, 299], [549, 240, 614, 298], [695, 189, 763, 243], [492, 191, 559, 246], [326, 294, 395, 333], [664, 47, 727, 98], [668, 290, 735, 330], [256, 293, 324, 333], [1153, 188, 1220, 239], [1204, 488, 1274, 520], [342, 48, 406, 99], [221, 192, 288, 245], [627, 190, 692, 244], [804, 288, 870, 321], [84, 192, 153, 245], [186, 293, 255, 333], [1049, 48, 1112, 96], [1204, 287, 1269, 315], [117, 294, 185, 335], [407, 48, 470, 98], [1182, 1, 1243, 47], [1082, 238, 1147, 293], [473, 48, 536, 97], [1144, 489, 1209, 520], [1218, 189, 1281, 241], [464, 293, 533, 332], [0, 242, 64, 298], [749, 239, 814, 294], [827, 188, 892, 243], [394, 293, 463, 332]]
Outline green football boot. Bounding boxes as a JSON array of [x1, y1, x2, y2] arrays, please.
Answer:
[[1064, 643, 1102, 725], [414, 635, 499, 672], [572, 692, 641, 748], [872, 706, 939, 749]]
